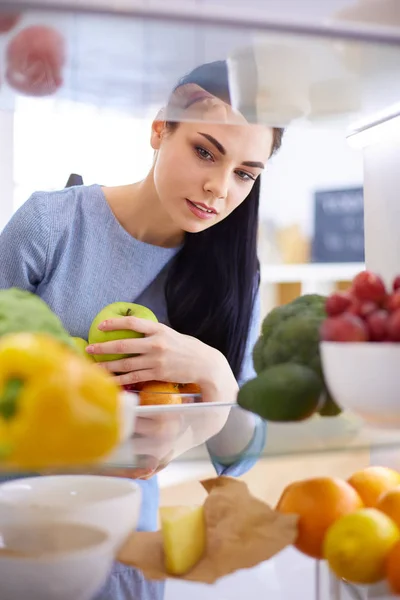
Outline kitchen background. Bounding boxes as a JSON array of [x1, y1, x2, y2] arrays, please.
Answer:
[[0, 3, 384, 597]]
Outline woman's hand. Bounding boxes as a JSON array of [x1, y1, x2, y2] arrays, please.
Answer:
[[86, 316, 238, 402], [46, 412, 184, 481], [92, 412, 184, 480]]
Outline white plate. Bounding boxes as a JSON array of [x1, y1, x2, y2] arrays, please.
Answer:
[[135, 399, 236, 414], [107, 393, 233, 471]]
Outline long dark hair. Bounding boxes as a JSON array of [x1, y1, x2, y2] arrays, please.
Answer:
[[165, 61, 283, 379]]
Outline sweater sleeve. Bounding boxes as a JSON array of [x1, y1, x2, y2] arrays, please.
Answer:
[[207, 288, 268, 477], [0, 193, 50, 291]]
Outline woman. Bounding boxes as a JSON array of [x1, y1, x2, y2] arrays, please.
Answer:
[[0, 60, 283, 599]]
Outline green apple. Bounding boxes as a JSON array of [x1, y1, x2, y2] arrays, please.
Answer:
[[88, 302, 158, 362], [71, 336, 96, 362]]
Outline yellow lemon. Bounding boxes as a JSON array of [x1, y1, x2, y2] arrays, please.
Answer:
[[323, 508, 400, 584]]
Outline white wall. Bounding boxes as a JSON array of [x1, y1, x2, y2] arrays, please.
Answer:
[[12, 99, 154, 213], [0, 111, 14, 232], [260, 122, 364, 238]]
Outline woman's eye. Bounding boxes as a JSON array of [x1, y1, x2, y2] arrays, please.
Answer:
[[195, 146, 213, 161], [236, 170, 256, 182]]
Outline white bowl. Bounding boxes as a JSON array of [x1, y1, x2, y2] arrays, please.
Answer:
[[0, 475, 142, 550], [0, 521, 114, 600], [320, 342, 400, 428]]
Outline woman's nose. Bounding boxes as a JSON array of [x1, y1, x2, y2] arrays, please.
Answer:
[[204, 170, 230, 200]]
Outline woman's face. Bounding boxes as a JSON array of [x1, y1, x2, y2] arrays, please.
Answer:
[[151, 99, 274, 234]]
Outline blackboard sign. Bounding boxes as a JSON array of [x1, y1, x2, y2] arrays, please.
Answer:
[[311, 187, 365, 263]]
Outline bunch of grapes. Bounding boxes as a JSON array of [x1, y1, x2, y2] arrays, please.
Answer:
[[321, 271, 400, 343]]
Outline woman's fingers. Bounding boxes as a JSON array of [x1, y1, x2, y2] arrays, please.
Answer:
[[93, 464, 158, 480], [113, 369, 156, 387], [100, 355, 152, 374], [86, 336, 150, 357], [135, 414, 183, 439], [98, 316, 160, 335]]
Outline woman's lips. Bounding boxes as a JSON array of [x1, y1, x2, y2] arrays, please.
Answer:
[[186, 199, 217, 220]]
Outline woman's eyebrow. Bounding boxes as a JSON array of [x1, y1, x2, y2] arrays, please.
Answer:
[[242, 161, 264, 169], [198, 132, 264, 169], [198, 132, 226, 155]]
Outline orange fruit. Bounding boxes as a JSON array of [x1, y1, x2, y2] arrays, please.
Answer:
[[179, 383, 201, 394], [276, 477, 364, 559], [376, 486, 400, 528], [348, 467, 400, 507], [386, 539, 400, 594], [139, 381, 182, 406]]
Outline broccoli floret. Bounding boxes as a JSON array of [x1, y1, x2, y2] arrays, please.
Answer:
[[318, 389, 342, 417], [261, 303, 301, 339], [260, 313, 325, 377], [292, 294, 327, 315], [261, 294, 326, 340], [0, 288, 76, 351], [252, 335, 266, 375], [251, 294, 341, 418]]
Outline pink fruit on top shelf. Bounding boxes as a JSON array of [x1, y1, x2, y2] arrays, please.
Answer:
[[0, 13, 20, 34], [5, 25, 66, 97]]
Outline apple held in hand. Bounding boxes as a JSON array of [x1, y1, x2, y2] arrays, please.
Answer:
[[88, 302, 158, 362], [71, 336, 96, 362]]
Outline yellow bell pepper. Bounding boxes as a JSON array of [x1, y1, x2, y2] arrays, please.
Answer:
[[0, 332, 120, 470]]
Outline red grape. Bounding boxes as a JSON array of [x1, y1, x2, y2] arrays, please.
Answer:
[[352, 271, 387, 304], [386, 292, 400, 313], [366, 310, 388, 342], [325, 292, 352, 317], [393, 276, 400, 292], [387, 310, 400, 342], [320, 314, 369, 343], [348, 299, 377, 319]]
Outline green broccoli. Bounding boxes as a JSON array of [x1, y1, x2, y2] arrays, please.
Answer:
[[256, 294, 327, 373], [252, 335, 266, 375], [292, 293, 327, 314], [260, 314, 325, 377], [0, 288, 76, 351], [251, 293, 341, 418], [261, 294, 326, 339], [318, 390, 342, 417], [261, 302, 300, 339]]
